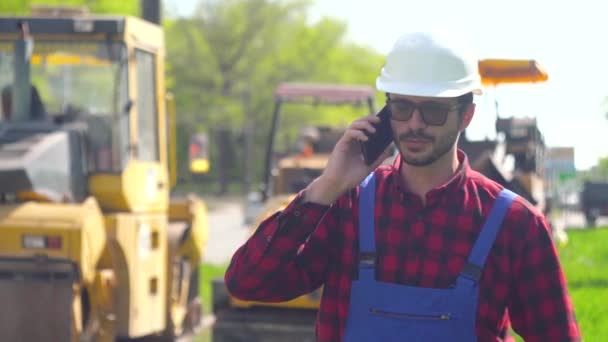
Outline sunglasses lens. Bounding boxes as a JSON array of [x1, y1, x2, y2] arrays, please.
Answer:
[[420, 105, 449, 125], [388, 100, 456, 125], [389, 102, 415, 121]]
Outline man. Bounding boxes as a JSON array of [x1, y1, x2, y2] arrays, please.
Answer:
[[225, 31, 581, 341]]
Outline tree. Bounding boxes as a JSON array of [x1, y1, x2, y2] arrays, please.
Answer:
[[597, 155, 608, 179], [164, 0, 385, 191], [0, 0, 138, 15]]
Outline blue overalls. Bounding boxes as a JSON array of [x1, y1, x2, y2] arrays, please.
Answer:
[[342, 173, 517, 341]]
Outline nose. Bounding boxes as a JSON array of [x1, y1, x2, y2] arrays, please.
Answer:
[[408, 108, 427, 130]]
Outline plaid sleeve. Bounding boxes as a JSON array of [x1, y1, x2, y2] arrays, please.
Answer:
[[224, 191, 335, 302], [509, 213, 582, 342]]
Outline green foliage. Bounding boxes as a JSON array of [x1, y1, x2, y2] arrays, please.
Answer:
[[0, 1, 23, 13], [597, 156, 608, 178], [164, 0, 385, 184], [0, 0, 138, 15]]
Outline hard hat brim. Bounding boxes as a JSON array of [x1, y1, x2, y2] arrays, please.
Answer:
[[376, 78, 483, 98]]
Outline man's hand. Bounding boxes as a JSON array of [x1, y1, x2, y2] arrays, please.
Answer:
[[304, 115, 392, 205]]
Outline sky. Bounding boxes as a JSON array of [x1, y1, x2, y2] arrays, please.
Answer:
[[168, 0, 608, 170]]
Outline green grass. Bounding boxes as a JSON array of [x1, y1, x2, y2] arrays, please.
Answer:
[[197, 228, 608, 341], [556, 227, 608, 340], [192, 263, 228, 342], [513, 226, 608, 341], [200, 263, 229, 314], [193, 329, 212, 342]]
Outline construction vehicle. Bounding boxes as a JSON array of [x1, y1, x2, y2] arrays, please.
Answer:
[[189, 132, 210, 175], [213, 82, 376, 341], [0, 3, 208, 341], [580, 180, 608, 227], [460, 59, 549, 213]]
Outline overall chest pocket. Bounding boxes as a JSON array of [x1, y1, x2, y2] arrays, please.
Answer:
[[366, 307, 460, 342]]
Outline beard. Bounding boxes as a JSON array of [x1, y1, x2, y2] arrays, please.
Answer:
[[395, 127, 460, 167]]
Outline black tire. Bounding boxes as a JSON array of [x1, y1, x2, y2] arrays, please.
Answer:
[[212, 277, 230, 314], [212, 307, 317, 342], [585, 211, 597, 228], [182, 267, 203, 333]]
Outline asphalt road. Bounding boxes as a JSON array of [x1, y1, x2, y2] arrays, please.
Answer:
[[203, 196, 250, 265], [551, 210, 608, 230]]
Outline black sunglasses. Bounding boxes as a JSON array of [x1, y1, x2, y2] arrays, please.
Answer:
[[386, 99, 465, 126]]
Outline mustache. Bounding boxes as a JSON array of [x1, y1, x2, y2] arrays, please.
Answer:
[[398, 130, 434, 142]]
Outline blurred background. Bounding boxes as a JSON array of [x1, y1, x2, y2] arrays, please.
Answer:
[[0, 0, 606, 341]]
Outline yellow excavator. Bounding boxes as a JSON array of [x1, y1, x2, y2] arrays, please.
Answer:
[[0, 3, 208, 341], [213, 61, 549, 341]]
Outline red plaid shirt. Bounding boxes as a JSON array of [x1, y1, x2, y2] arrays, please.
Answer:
[[225, 151, 581, 341]]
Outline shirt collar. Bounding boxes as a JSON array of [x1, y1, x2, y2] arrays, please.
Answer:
[[391, 149, 470, 203]]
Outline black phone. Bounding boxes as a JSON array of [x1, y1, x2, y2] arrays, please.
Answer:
[[360, 105, 393, 165]]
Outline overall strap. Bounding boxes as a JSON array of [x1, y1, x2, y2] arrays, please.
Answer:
[[460, 188, 518, 282], [358, 172, 376, 257]]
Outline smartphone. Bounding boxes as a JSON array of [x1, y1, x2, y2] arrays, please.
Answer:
[[360, 105, 393, 165]]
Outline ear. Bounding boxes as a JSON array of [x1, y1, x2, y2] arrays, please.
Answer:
[[459, 103, 476, 131]]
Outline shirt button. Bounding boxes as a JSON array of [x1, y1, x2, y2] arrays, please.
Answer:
[[294, 210, 301, 217], [266, 235, 272, 242]]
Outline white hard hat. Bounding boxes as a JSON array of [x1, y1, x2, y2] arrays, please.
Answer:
[[376, 31, 482, 98]]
